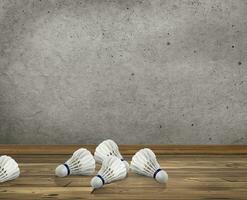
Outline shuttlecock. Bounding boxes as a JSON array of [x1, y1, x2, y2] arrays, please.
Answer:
[[94, 139, 129, 171], [55, 148, 95, 177], [90, 156, 127, 192], [130, 148, 168, 184], [0, 155, 20, 183]]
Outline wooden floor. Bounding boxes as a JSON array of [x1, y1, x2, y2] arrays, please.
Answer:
[[0, 145, 247, 200]]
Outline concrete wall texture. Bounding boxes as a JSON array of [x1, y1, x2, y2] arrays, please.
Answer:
[[0, 0, 247, 144]]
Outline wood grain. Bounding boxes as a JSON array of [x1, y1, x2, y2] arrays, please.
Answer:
[[0, 145, 247, 199], [0, 144, 247, 154]]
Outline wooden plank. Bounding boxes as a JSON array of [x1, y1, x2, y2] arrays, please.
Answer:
[[0, 187, 247, 200], [0, 145, 247, 155], [1, 173, 247, 187], [8, 154, 247, 163]]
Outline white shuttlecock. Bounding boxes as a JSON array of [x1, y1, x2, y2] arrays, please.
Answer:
[[130, 148, 168, 184], [55, 148, 95, 177], [90, 156, 127, 192], [94, 139, 129, 171], [0, 155, 20, 183]]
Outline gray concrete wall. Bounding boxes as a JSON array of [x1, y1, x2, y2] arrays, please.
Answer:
[[0, 0, 247, 144]]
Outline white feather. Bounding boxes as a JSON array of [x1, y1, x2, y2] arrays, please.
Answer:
[[55, 148, 95, 177], [0, 155, 20, 183], [94, 139, 129, 170]]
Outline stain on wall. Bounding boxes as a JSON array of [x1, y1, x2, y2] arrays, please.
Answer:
[[0, 0, 247, 144]]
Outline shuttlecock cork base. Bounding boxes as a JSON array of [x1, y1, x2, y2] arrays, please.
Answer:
[[153, 168, 168, 184], [90, 175, 105, 193], [55, 164, 71, 177]]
